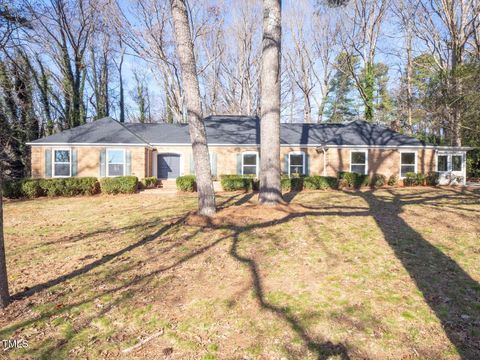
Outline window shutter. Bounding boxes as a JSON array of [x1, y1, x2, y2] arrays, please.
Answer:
[[190, 152, 195, 174], [45, 149, 52, 178], [126, 150, 132, 175], [99, 149, 106, 177], [305, 153, 310, 175], [236, 153, 242, 175], [71, 149, 78, 176], [211, 152, 217, 176], [284, 154, 289, 176]]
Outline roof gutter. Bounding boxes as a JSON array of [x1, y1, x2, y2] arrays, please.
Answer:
[[26, 142, 153, 149]]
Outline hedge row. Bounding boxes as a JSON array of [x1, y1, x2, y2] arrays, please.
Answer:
[[176, 175, 196, 192], [100, 176, 138, 194], [404, 172, 439, 186], [2, 176, 139, 199], [220, 175, 258, 191]]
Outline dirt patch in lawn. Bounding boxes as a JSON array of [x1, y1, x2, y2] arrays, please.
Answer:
[[1, 188, 479, 359]]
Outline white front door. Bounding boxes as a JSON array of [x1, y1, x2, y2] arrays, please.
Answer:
[[437, 153, 465, 185]]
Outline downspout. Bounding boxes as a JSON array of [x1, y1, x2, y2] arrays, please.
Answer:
[[322, 146, 327, 177], [316, 145, 328, 177]]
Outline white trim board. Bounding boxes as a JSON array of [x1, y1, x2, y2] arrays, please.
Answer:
[[28, 142, 473, 151], [27, 142, 152, 148]]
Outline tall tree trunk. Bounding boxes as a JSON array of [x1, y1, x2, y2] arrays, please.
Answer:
[[450, 43, 462, 147], [259, 0, 283, 205], [0, 170, 10, 309], [119, 48, 125, 123], [170, 0, 216, 216], [405, 30, 413, 133]]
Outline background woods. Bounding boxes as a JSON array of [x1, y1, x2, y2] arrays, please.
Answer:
[[0, 0, 479, 180]]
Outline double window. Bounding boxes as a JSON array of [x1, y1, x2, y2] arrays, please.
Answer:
[[350, 151, 367, 175], [107, 149, 126, 176], [437, 154, 463, 172], [242, 152, 258, 176], [53, 149, 71, 177], [289, 152, 305, 176], [400, 152, 417, 178]]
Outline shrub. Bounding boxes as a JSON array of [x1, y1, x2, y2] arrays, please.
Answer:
[[281, 177, 303, 191], [100, 176, 138, 194], [370, 174, 386, 188], [387, 174, 399, 186], [220, 175, 254, 191], [143, 177, 158, 188], [176, 175, 196, 192], [21, 179, 44, 198], [425, 172, 439, 186], [403, 172, 425, 186], [3, 177, 100, 198], [38, 177, 100, 197], [2, 180, 23, 198], [416, 173, 426, 186], [338, 172, 370, 189], [303, 176, 338, 190], [403, 172, 416, 186], [337, 178, 349, 189]]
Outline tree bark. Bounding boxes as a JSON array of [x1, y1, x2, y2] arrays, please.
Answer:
[[0, 169, 10, 309], [405, 29, 413, 133], [170, 0, 216, 216], [259, 0, 283, 205]]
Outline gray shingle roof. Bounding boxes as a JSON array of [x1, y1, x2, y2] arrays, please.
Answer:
[[127, 115, 427, 147], [30, 115, 428, 147], [29, 117, 149, 145]]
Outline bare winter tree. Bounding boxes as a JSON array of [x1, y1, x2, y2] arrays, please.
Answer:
[[413, 0, 479, 146], [0, 169, 8, 308], [259, 0, 282, 205], [392, 0, 416, 133], [170, 0, 216, 216], [339, 0, 389, 122]]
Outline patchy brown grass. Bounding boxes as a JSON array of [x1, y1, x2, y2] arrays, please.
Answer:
[[1, 188, 479, 359]]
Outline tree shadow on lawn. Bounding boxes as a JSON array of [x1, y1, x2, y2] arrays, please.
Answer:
[[4, 189, 480, 358], [353, 189, 480, 359], [229, 228, 351, 359]]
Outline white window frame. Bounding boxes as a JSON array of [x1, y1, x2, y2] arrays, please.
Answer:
[[349, 150, 368, 175], [436, 154, 449, 173], [451, 154, 463, 172], [436, 152, 465, 174], [399, 151, 418, 179], [288, 151, 306, 176], [106, 148, 126, 177], [52, 148, 72, 178], [241, 151, 259, 176]]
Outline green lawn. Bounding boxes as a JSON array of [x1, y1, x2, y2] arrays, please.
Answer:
[[1, 188, 479, 359]]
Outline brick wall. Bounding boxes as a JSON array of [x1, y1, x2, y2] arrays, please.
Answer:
[[31, 146, 149, 179], [31, 145, 437, 180]]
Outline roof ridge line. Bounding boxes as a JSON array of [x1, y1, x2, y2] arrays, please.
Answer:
[[112, 118, 152, 145]]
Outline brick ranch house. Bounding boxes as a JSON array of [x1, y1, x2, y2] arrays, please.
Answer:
[[27, 115, 470, 186]]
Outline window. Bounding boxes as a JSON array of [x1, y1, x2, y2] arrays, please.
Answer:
[[107, 149, 125, 176], [437, 155, 448, 172], [350, 151, 367, 175], [53, 149, 71, 177], [452, 155, 462, 171], [242, 152, 258, 175], [289, 152, 305, 176], [400, 152, 416, 178], [437, 154, 463, 173]]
